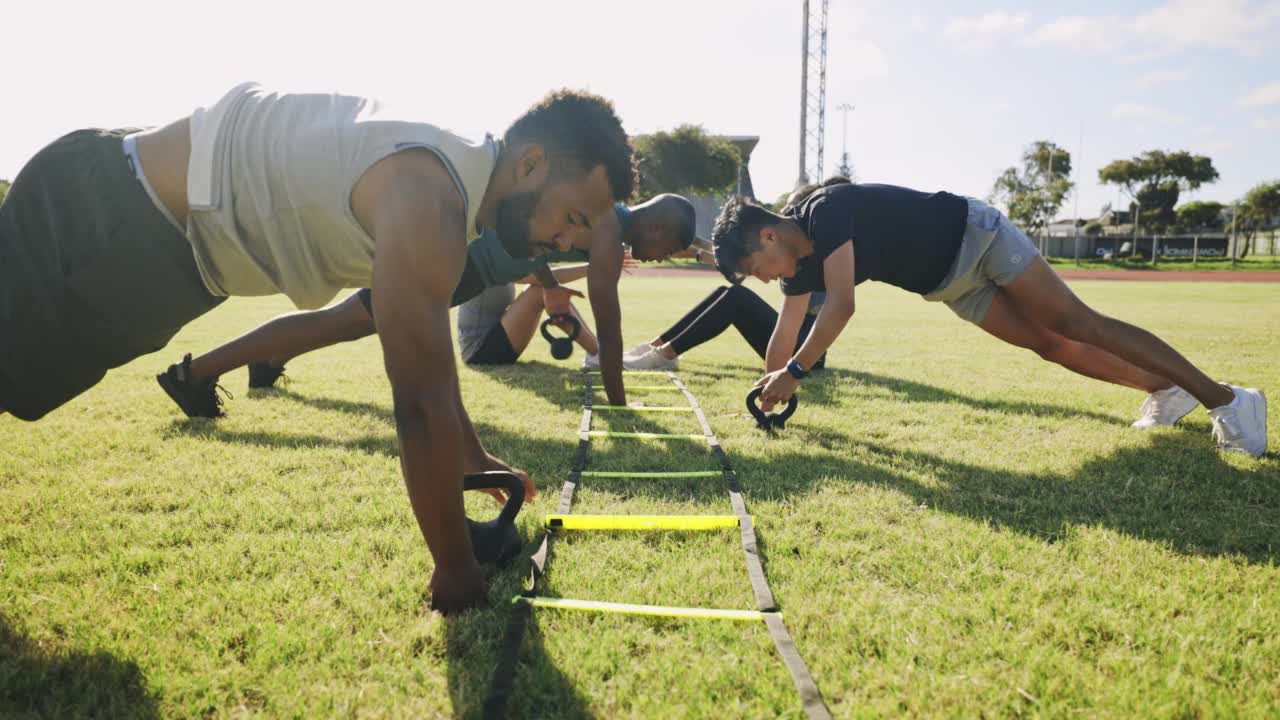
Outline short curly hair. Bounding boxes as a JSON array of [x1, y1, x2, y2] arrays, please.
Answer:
[[711, 196, 784, 283], [505, 89, 636, 202]]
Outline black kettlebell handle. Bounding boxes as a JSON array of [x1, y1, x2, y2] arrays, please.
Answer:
[[463, 471, 526, 528], [540, 314, 581, 343], [746, 387, 799, 432], [540, 315, 581, 360]]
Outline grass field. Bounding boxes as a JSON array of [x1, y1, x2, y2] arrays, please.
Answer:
[[3, 276, 1278, 719]]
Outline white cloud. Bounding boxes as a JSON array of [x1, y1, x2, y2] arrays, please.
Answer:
[[1237, 81, 1280, 108], [1030, 0, 1280, 56], [848, 41, 890, 81], [1253, 115, 1279, 130], [945, 11, 1030, 39], [1135, 69, 1187, 88], [1029, 15, 1122, 51], [1113, 102, 1186, 127]]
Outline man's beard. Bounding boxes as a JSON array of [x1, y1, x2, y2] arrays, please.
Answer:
[[495, 188, 546, 258]]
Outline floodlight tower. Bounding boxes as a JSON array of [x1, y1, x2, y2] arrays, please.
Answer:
[[797, 0, 829, 188], [836, 103, 854, 179]]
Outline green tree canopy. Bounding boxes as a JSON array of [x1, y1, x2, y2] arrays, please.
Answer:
[[987, 141, 1074, 236], [631, 125, 740, 201], [1098, 150, 1218, 231], [1175, 200, 1225, 232], [1228, 180, 1280, 257]]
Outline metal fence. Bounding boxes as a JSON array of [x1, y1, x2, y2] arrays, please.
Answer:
[[1040, 230, 1279, 264]]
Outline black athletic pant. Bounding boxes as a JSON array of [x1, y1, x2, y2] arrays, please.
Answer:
[[661, 285, 825, 369]]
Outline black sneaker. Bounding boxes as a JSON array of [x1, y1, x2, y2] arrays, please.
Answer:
[[248, 361, 287, 390], [157, 354, 229, 418]]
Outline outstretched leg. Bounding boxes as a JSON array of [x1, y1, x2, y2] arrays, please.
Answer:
[[187, 292, 376, 381], [979, 289, 1172, 393], [1001, 258, 1232, 408]]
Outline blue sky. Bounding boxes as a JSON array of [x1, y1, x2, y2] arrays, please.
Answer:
[[2, 0, 1276, 220]]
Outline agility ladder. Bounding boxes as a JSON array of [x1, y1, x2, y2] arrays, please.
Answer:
[[482, 370, 830, 719]]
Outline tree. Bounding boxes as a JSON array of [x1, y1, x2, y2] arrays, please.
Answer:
[[1175, 200, 1225, 232], [987, 141, 1073, 237], [631, 125, 740, 201], [1098, 150, 1218, 232], [1084, 220, 1104, 236], [1228, 180, 1280, 258], [0, 179, 9, 205]]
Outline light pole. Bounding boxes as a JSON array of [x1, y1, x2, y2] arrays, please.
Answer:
[[837, 103, 854, 179]]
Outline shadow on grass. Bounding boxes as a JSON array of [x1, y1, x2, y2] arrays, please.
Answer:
[[0, 615, 160, 719], [783, 367, 1128, 425], [444, 568, 591, 719], [743, 428, 1279, 564]]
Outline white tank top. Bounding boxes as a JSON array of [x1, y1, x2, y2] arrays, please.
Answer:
[[186, 82, 498, 309]]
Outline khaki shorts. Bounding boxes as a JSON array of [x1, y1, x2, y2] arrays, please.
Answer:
[[924, 198, 1038, 324]]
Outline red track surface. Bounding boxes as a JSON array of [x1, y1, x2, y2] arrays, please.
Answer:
[[631, 266, 1280, 283]]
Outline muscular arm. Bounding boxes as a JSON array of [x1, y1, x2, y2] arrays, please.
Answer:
[[518, 263, 591, 286], [588, 237, 626, 405], [792, 242, 856, 370], [353, 149, 484, 612], [765, 293, 810, 373]]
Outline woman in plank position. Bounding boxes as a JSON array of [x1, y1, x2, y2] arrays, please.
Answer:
[[711, 178, 1267, 457]]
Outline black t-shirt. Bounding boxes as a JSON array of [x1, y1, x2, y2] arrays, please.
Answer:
[[780, 183, 969, 297]]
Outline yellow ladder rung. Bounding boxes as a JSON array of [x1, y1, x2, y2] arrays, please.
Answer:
[[515, 596, 774, 622], [590, 406, 694, 413], [545, 514, 742, 530], [586, 431, 706, 440]]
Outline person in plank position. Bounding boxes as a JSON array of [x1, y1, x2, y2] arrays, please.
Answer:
[[0, 82, 635, 611], [157, 196, 696, 411], [711, 178, 1268, 457]]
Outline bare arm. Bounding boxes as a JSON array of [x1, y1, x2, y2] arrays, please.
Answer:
[[353, 150, 484, 613], [793, 242, 856, 370], [765, 293, 810, 373], [756, 242, 856, 409], [588, 237, 626, 405]]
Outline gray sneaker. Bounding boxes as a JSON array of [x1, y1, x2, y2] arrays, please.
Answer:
[[1208, 386, 1268, 457]]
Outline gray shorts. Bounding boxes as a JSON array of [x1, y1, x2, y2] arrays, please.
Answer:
[[456, 283, 516, 362], [923, 198, 1038, 324]]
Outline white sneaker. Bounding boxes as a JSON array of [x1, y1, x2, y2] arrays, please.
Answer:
[[1208, 386, 1268, 458], [624, 342, 656, 360], [582, 353, 600, 370], [624, 348, 679, 371], [1132, 386, 1200, 428]]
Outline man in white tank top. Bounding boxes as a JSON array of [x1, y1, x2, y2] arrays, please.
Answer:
[[1, 83, 635, 613]]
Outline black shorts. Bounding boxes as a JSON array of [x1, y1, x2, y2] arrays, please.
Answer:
[[0, 128, 225, 420], [463, 324, 519, 366]]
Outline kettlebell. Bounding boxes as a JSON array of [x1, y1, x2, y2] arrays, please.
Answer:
[[464, 471, 526, 566], [746, 387, 799, 433], [540, 314, 581, 360]]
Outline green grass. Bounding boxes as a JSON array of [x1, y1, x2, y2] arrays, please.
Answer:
[[2, 277, 1278, 718]]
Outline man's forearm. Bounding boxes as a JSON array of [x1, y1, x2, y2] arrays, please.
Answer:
[[764, 327, 793, 373], [393, 397, 473, 571], [534, 264, 560, 288], [453, 378, 489, 472], [599, 325, 626, 405], [793, 304, 853, 370], [550, 263, 591, 285]]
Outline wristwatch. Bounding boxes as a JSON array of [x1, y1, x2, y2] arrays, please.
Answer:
[[785, 358, 809, 380]]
